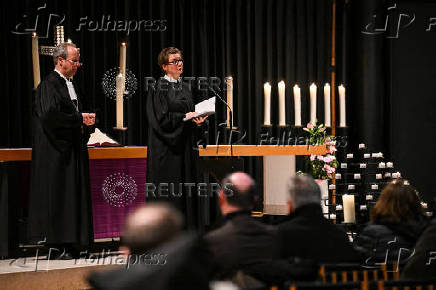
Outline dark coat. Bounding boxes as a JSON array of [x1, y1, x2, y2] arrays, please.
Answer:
[[88, 234, 211, 290], [277, 204, 360, 263], [354, 219, 427, 266], [401, 217, 436, 281], [28, 71, 93, 246], [204, 211, 280, 281]]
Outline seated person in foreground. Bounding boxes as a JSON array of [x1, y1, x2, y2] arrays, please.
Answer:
[[354, 179, 428, 267], [278, 174, 360, 264], [88, 203, 210, 290], [401, 215, 436, 281], [204, 172, 280, 284]]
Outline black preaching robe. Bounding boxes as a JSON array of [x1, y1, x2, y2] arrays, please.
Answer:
[[146, 78, 204, 229], [28, 71, 93, 246]]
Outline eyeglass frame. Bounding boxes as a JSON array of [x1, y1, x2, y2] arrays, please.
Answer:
[[64, 58, 83, 66], [166, 59, 184, 66]]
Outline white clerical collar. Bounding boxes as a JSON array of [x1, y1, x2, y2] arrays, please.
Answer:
[[54, 69, 71, 82], [164, 74, 180, 83]]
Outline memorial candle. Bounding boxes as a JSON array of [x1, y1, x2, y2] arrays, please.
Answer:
[[293, 84, 301, 126], [116, 73, 124, 128], [324, 83, 331, 127], [264, 82, 271, 126], [310, 83, 317, 125], [343, 194, 356, 223], [278, 81, 286, 126], [338, 84, 346, 127]]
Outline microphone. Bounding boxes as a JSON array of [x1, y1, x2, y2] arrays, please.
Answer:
[[207, 84, 235, 169]]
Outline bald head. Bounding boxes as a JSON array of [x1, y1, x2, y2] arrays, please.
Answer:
[[221, 172, 256, 210], [122, 203, 184, 254]]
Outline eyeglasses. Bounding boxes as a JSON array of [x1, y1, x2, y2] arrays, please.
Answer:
[[65, 59, 82, 66], [167, 59, 184, 66]]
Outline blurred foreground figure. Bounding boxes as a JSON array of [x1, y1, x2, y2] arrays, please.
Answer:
[[88, 202, 210, 290]]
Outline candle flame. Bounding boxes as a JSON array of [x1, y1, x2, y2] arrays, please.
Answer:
[[67, 38, 72, 43], [121, 42, 127, 46], [32, 32, 37, 37]]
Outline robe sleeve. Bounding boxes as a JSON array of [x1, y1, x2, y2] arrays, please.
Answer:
[[34, 80, 83, 152]]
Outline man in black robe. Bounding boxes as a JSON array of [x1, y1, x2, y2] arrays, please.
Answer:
[[28, 42, 95, 258], [146, 47, 207, 229]]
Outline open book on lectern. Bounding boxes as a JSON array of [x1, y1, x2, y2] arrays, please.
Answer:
[[183, 96, 216, 121]]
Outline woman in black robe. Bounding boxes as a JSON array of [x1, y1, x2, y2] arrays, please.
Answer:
[[146, 47, 207, 229]]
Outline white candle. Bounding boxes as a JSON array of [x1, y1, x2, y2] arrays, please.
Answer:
[[371, 184, 379, 190], [336, 173, 342, 179], [354, 174, 361, 180], [384, 172, 392, 178], [386, 162, 393, 168], [360, 163, 367, 169], [264, 82, 271, 126], [360, 205, 367, 210], [226, 76, 233, 128], [338, 84, 346, 127], [278, 81, 286, 126], [348, 184, 355, 190], [336, 205, 343, 211], [359, 143, 366, 149], [376, 174, 382, 179], [366, 195, 373, 201], [341, 163, 347, 169], [310, 83, 317, 125], [330, 214, 337, 220], [324, 83, 331, 127], [293, 84, 301, 126], [346, 153, 353, 159], [379, 162, 386, 168], [119, 42, 127, 76], [32, 33, 41, 89], [329, 184, 336, 190], [343, 194, 356, 223], [116, 73, 124, 128], [364, 153, 370, 159]]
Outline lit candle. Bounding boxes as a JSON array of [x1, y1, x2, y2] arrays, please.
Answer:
[[359, 143, 366, 149], [264, 82, 271, 126], [346, 153, 353, 159], [371, 184, 379, 190], [32, 32, 41, 89], [366, 195, 373, 201], [354, 174, 361, 180], [360, 163, 367, 169], [341, 163, 347, 169], [324, 83, 331, 127], [348, 184, 355, 190], [336, 173, 342, 179], [342, 194, 356, 223], [364, 153, 371, 159], [360, 205, 367, 210], [376, 174, 382, 179], [116, 73, 124, 128], [379, 162, 386, 168], [386, 162, 393, 168], [67, 38, 72, 43], [119, 42, 127, 76], [336, 204, 343, 210], [338, 84, 346, 127], [329, 184, 336, 190], [310, 83, 317, 125], [226, 76, 233, 128], [293, 84, 301, 126], [278, 81, 286, 126]]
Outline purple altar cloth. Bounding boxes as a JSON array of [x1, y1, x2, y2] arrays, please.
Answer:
[[89, 158, 146, 239]]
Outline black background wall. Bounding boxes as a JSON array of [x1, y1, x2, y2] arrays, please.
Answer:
[[1, 0, 435, 203], [343, 0, 436, 203]]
